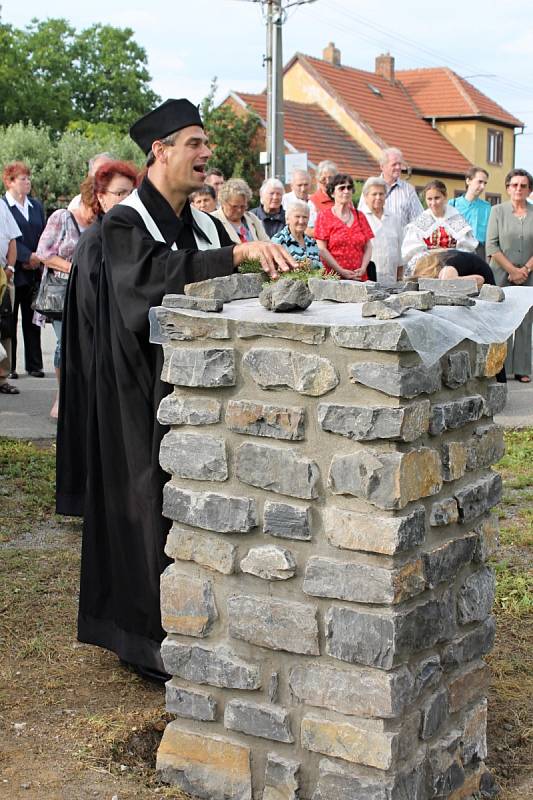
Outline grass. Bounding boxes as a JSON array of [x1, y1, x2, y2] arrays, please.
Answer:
[[0, 437, 56, 542]]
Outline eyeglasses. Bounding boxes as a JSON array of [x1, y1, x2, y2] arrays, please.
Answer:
[[106, 188, 133, 198], [508, 183, 529, 189], [335, 184, 354, 192]]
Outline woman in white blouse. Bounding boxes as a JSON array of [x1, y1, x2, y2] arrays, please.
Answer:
[[361, 176, 403, 284]]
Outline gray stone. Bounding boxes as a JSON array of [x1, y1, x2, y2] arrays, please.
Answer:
[[441, 440, 468, 482], [457, 566, 496, 624], [396, 590, 456, 653], [162, 293, 224, 312], [328, 447, 442, 510], [318, 400, 430, 442], [165, 680, 217, 721], [224, 699, 294, 743], [161, 346, 235, 387], [474, 342, 508, 378], [303, 556, 425, 605], [429, 395, 485, 434], [155, 309, 230, 340], [395, 290, 435, 311], [228, 594, 319, 655], [325, 505, 426, 555], [441, 350, 472, 389], [426, 731, 465, 798], [332, 322, 413, 352], [289, 662, 413, 718], [236, 442, 320, 500], [236, 320, 326, 344], [429, 497, 459, 527], [259, 278, 313, 311], [160, 567, 218, 637], [308, 278, 387, 302], [263, 753, 300, 800], [157, 394, 221, 426], [264, 501, 312, 541], [422, 534, 478, 588], [240, 545, 296, 580], [165, 526, 237, 575], [268, 672, 279, 703], [479, 284, 505, 302], [461, 699, 488, 764], [161, 640, 261, 690], [361, 299, 403, 319], [412, 655, 443, 699], [185, 272, 265, 301], [432, 293, 476, 306], [349, 361, 441, 398], [243, 347, 339, 396], [312, 757, 426, 800], [441, 616, 496, 666], [420, 689, 448, 740], [418, 276, 479, 296], [483, 382, 507, 416], [225, 400, 305, 441], [466, 424, 505, 470], [163, 485, 257, 533], [473, 514, 500, 562], [160, 431, 228, 481], [454, 473, 502, 522]]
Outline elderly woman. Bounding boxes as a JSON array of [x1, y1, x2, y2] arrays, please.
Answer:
[[487, 168, 533, 382], [213, 179, 269, 244], [402, 180, 495, 287], [271, 200, 321, 268], [250, 178, 286, 238], [314, 173, 374, 280], [361, 176, 403, 284]]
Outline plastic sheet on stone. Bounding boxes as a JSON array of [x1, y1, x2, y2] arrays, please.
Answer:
[[150, 286, 533, 366]]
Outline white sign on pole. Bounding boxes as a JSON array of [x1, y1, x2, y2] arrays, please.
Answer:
[[284, 152, 308, 183]]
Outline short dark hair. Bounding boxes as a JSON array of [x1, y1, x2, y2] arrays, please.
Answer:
[[326, 173, 354, 199], [423, 179, 447, 197], [465, 166, 488, 182], [205, 167, 224, 178], [191, 184, 216, 201], [505, 168, 533, 191]]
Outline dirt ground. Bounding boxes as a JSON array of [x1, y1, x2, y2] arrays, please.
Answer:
[[0, 434, 531, 800]]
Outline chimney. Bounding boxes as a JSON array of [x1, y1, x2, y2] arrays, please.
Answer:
[[375, 52, 395, 82], [323, 42, 341, 66]]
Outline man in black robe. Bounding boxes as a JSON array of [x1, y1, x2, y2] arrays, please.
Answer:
[[65, 99, 294, 681]]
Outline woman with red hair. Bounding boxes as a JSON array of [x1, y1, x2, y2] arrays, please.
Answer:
[[57, 160, 139, 517]]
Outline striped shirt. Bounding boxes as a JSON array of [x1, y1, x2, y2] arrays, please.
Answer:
[[359, 178, 423, 229]]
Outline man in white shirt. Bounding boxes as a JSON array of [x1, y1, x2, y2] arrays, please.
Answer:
[[359, 148, 422, 229], [0, 202, 22, 394], [282, 169, 317, 230]]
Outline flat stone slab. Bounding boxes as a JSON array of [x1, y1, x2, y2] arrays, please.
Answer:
[[418, 277, 479, 296], [185, 273, 265, 301], [162, 293, 223, 312]]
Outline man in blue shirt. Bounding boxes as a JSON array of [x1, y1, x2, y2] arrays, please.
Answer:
[[449, 167, 491, 260]]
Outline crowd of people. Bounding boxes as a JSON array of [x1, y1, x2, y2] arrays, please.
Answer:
[[1, 96, 532, 683]]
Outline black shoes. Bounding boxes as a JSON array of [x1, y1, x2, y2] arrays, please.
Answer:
[[8, 371, 18, 379], [28, 370, 45, 378]]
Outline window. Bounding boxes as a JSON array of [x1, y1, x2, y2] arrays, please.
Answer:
[[485, 193, 501, 206], [487, 129, 503, 166]]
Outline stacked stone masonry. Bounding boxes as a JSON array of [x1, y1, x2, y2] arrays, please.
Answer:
[[153, 298, 506, 800]]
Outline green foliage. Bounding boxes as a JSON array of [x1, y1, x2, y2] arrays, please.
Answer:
[[238, 258, 263, 274], [496, 429, 533, 489]]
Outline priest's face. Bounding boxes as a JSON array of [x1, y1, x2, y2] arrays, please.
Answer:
[[163, 126, 212, 194]]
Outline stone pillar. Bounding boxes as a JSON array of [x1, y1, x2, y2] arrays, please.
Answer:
[[152, 298, 506, 800]]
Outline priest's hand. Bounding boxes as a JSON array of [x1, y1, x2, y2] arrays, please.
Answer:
[[233, 241, 297, 280]]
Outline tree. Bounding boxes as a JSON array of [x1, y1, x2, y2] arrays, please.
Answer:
[[201, 79, 262, 189]]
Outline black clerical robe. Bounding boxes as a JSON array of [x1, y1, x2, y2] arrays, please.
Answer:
[[75, 178, 235, 673]]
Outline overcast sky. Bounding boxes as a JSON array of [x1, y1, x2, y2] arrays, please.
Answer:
[[5, 0, 533, 169]]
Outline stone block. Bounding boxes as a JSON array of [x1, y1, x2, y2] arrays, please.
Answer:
[[162, 293, 224, 312], [154, 308, 230, 340], [225, 399, 305, 441], [157, 394, 221, 426], [454, 473, 502, 522], [160, 566, 217, 637], [227, 594, 319, 655], [448, 662, 491, 713], [165, 680, 217, 721], [157, 724, 252, 800], [441, 441, 468, 482], [268, 672, 279, 703], [224, 699, 294, 743], [420, 689, 448, 740], [236, 442, 320, 500], [441, 351, 472, 389], [259, 277, 313, 311], [163, 485, 257, 533], [264, 501, 312, 541], [361, 299, 403, 319], [433, 294, 475, 307], [473, 514, 500, 562], [161, 346, 235, 387], [441, 616, 496, 667], [461, 699, 488, 764], [185, 272, 265, 301], [325, 505, 426, 555], [237, 320, 326, 344], [263, 753, 300, 800], [160, 431, 228, 481], [289, 662, 413, 718], [165, 526, 237, 575], [429, 395, 485, 435], [418, 276, 478, 296], [332, 323, 413, 352], [457, 566, 496, 624], [301, 714, 397, 771], [312, 756, 426, 800], [422, 534, 478, 588], [483, 382, 507, 416], [412, 655, 443, 699], [318, 400, 430, 442], [303, 556, 425, 604], [429, 497, 459, 527], [426, 731, 465, 798], [161, 640, 261, 690], [478, 284, 505, 303], [474, 342, 507, 377], [466, 424, 505, 470], [395, 290, 435, 311], [243, 347, 339, 396], [308, 278, 387, 302], [329, 447, 442, 510], [240, 545, 296, 580], [349, 361, 441, 398]]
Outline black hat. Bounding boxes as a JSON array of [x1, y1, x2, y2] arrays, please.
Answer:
[[130, 98, 204, 154]]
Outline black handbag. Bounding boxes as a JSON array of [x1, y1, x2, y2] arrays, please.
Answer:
[[0, 287, 13, 339], [32, 268, 67, 320]]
